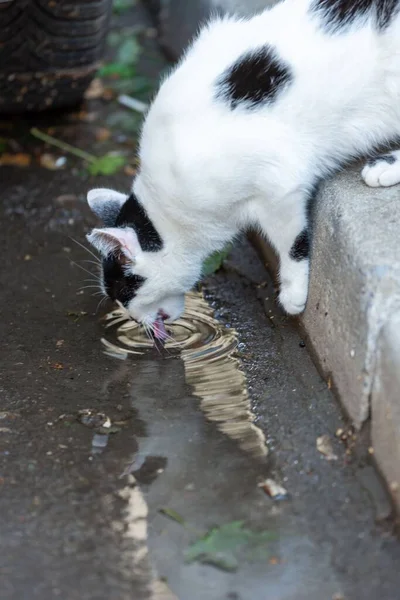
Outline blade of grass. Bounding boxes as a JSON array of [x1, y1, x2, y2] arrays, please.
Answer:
[[30, 128, 97, 164]]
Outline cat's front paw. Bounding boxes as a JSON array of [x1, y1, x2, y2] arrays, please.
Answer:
[[362, 153, 400, 188], [278, 282, 307, 315]]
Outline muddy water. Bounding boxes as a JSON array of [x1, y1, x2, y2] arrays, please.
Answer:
[[102, 291, 268, 461]]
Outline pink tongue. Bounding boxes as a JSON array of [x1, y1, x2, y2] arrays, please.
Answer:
[[153, 316, 168, 342]]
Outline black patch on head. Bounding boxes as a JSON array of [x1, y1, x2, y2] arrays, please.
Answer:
[[310, 0, 399, 32], [216, 45, 293, 110], [290, 229, 310, 261], [367, 153, 397, 167], [103, 254, 145, 306], [115, 192, 163, 252]]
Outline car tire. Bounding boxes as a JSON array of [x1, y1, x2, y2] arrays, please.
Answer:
[[0, 0, 112, 113]]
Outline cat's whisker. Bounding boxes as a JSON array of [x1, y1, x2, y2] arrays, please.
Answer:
[[95, 295, 108, 314], [78, 285, 101, 292], [82, 259, 102, 269], [70, 237, 101, 262], [69, 260, 98, 278]]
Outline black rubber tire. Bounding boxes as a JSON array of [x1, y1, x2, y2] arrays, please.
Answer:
[[0, 0, 113, 113]]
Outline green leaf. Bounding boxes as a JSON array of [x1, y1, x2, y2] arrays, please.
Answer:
[[98, 63, 136, 79], [109, 75, 154, 99], [185, 521, 275, 572], [117, 38, 141, 66], [113, 0, 136, 14], [0, 138, 8, 153], [159, 507, 186, 526], [202, 245, 232, 276], [87, 153, 127, 176]]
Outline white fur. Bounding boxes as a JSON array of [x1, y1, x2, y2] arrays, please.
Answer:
[[88, 0, 400, 324], [362, 150, 400, 186]]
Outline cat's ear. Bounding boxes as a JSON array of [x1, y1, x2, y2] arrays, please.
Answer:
[[86, 227, 141, 260], [87, 188, 127, 226]]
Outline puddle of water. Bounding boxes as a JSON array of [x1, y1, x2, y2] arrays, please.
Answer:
[[102, 291, 268, 460]]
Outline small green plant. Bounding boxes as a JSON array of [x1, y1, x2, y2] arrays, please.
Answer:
[[202, 245, 232, 276]]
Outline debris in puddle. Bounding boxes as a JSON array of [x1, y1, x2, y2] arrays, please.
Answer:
[[77, 409, 110, 429], [91, 433, 109, 452], [39, 153, 66, 170], [316, 434, 338, 461], [0, 152, 31, 167], [76, 409, 126, 454], [118, 94, 148, 113], [159, 507, 186, 526], [56, 340, 64, 348], [185, 521, 275, 572], [0, 427, 12, 433], [258, 478, 288, 501]]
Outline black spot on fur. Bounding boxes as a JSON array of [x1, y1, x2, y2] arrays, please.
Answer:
[[367, 153, 397, 166], [115, 192, 163, 252], [103, 254, 145, 306], [311, 0, 399, 32], [216, 45, 293, 110], [290, 229, 310, 261]]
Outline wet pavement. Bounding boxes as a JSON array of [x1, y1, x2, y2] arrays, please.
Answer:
[[1, 3, 400, 599]]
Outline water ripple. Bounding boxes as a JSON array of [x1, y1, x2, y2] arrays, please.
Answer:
[[102, 292, 268, 460]]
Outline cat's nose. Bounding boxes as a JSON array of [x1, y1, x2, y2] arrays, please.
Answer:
[[158, 309, 170, 321]]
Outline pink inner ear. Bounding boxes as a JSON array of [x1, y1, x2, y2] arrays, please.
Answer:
[[87, 227, 139, 259]]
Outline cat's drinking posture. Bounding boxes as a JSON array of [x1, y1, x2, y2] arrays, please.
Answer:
[[86, 0, 400, 336]]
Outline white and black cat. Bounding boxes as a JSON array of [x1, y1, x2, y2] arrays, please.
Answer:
[[86, 0, 400, 334]]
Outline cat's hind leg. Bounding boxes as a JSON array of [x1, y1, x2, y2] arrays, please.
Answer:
[[362, 150, 400, 188]]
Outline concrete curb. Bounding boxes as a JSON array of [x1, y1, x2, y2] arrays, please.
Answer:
[[146, 0, 400, 510]]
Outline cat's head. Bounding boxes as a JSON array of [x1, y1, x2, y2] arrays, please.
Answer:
[[85, 188, 200, 326]]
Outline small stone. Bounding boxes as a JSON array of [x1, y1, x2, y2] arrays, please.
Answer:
[[368, 447, 374, 455], [390, 481, 399, 492], [316, 434, 338, 461], [350, 349, 355, 358]]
